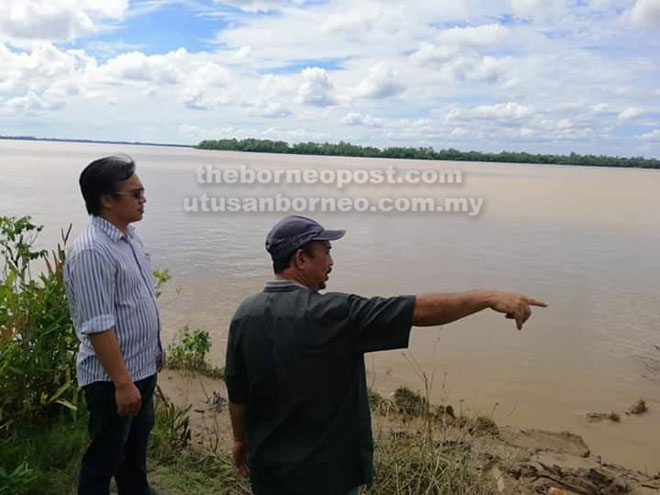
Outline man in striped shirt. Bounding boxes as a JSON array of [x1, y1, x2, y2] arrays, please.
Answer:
[[64, 155, 162, 495]]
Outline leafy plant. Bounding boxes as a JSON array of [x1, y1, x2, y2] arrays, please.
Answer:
[[167, 326, 211, 370], [166, 326, 223, 378], [0, 462, 36, 495], [150, 387, 192, 463], [153, 268, 172, 299], [0, 216, 78, 429]]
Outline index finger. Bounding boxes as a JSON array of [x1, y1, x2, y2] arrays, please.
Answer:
[[525, 297, 547, 307], [515, 311, 524, 330]]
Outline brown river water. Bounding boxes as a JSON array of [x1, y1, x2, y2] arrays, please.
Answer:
[[1, 139, 659, 473]]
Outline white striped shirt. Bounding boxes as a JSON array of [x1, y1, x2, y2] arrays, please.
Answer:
[[64, 216, 162, 386]]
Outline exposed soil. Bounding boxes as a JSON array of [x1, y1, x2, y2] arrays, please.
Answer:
[[158, 370, 660, 494]]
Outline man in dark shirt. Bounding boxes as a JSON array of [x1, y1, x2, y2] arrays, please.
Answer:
[[225, 215, 547, 495]]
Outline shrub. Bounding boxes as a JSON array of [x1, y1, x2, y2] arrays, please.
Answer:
[[167, 326, 223, 378], [0, 216, 78, 430], [150, 388, 192, 463]]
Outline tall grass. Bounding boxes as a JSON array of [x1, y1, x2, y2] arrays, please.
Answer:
[[0, 414, 88, 495], [367, 387, 497, 495]]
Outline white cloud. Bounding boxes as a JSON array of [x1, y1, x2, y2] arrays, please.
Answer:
[[297, 67, 337, 106], [631, 0, 660, 27], [448, 55, 513, 84], [5, 90, 64, 112], [592, 102, 611, 113], [0, 0, 128, 42], [351, 63, 404, 99], [511, 0, 565, 18], [322, 10, 381, 34], [435, 24, 510, 48], [412, 45, 513, 85], [190, 62, 230, 88], [179, 61, 231, 110], [340, 112, 429, 130], [341, 112, 365, 125], [232, 46, 253, 61], [258, 74, 295, 99], [208, 0, 302, 13], [248, 102, 292, 118], [471, 102, 535, 119], [0, 42, 93, 92], [639, 129, 660, 140], [98, 49, 187, 85], [449, 127, 471, 138], [617, 106, 646, 121], [410, 24, 509, 72], [341, 112, 382, 126], [178, 122, 328, 142], [87, 40, 146, 57], [445, 103, 535, 125], [182, 87, 208, 110], [411, 43, 459, 65]]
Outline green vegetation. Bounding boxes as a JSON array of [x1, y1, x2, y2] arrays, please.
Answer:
[[0, 216, 231, 494], [368, 387, 497, 494], [0, 392, 250, 495], [372, 435, 494, 495], [197, 137, 660, 169], [0, 217, 79, 432], [0, 415, 87, 494], [148, 391, 250, 494], [0, 216, 84, 494], [166, 326, 224, 379]]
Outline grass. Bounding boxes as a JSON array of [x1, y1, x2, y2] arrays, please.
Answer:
[[368, 387, 498, 495], [371, 436, 494, 495], [0, 414, 88, 495], [0, 394, 248, 495], [149, 453, 250, 495], [1, 384, 498, 495]]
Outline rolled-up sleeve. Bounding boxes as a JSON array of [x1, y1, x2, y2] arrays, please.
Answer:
[[66, 249, 116, 335]]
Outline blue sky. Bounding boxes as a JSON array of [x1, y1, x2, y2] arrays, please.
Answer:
[[1, 0, 659, 156]]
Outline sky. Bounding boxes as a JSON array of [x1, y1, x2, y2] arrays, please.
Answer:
[[1, 0, 660, 156]]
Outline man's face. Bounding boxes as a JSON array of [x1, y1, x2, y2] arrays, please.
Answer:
[[107, 174, 146, 224], [303, 241, 334, 290]]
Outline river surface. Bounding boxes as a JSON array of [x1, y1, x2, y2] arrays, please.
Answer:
[[2, 139, 659, 472]]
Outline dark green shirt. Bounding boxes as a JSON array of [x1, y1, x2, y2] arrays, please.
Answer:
[[225, 280, 415, 495]]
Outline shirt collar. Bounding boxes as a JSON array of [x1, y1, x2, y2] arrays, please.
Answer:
[[263, 279, 310, 292], [92, 216, 135, 242]]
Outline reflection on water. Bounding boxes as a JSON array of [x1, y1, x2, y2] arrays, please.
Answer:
[[2, 139, 660, 472]]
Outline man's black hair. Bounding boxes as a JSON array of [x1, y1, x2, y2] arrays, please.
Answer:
[[79, 155, 136, 216], [272, 242, 316, 273]]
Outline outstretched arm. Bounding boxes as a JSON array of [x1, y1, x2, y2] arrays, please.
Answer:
[[413, 290, 547, 330]]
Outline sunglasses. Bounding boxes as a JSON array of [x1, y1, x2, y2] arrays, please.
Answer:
[[114, 188, 145, 200]]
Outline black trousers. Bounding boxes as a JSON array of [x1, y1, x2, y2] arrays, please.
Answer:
[[78, 374, 157, 495]]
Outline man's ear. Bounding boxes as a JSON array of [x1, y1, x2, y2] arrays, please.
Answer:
[[292, 248, 306, 269], [99, 193, 115, 212]]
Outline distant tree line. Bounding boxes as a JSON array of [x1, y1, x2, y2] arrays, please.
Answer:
[[197, 138, 660, 169], [0, 135, 189, 148]]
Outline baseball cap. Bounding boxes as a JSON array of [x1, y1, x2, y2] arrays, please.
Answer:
[[265, 215, 346, 260]]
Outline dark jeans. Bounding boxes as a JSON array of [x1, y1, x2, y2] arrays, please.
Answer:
[[78, 374, 157, 495]]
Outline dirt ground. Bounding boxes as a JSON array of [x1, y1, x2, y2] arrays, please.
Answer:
[[158, 370, 660, 494]]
